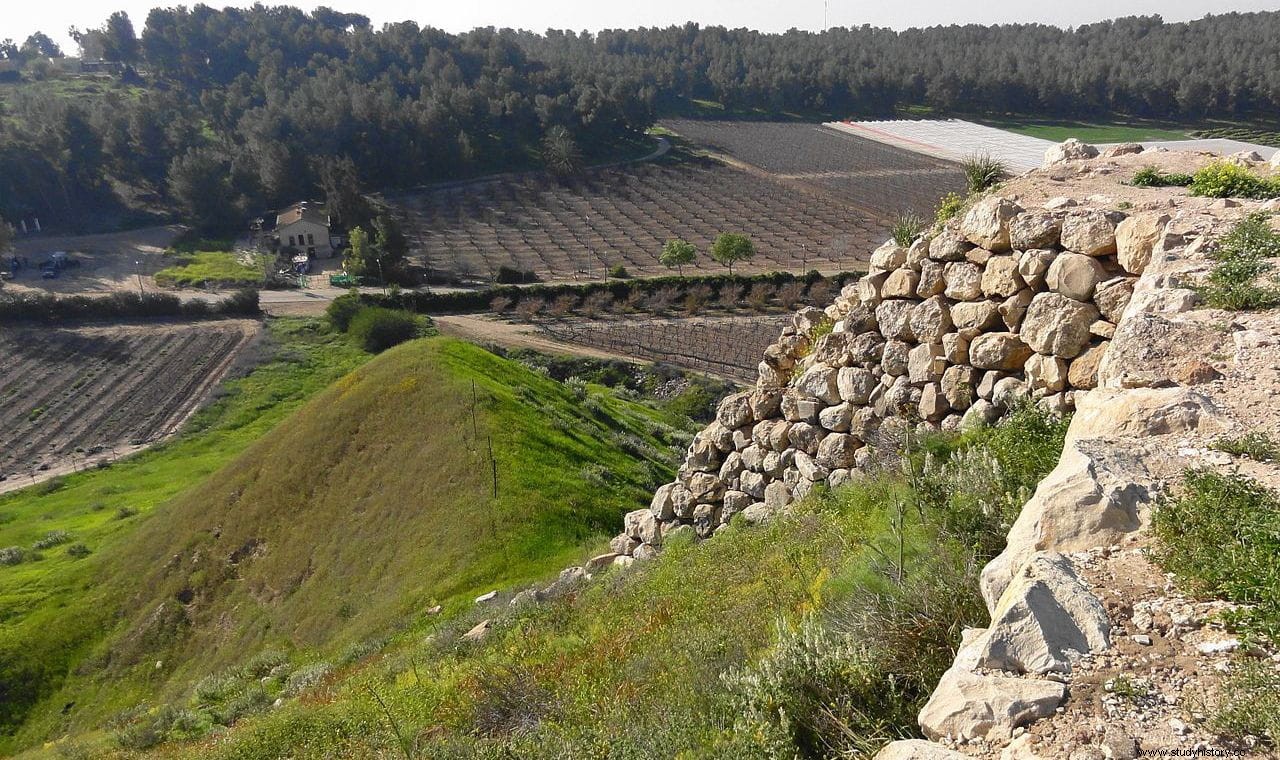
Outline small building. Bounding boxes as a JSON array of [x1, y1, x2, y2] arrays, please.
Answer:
[[275, 202, 333, 258]]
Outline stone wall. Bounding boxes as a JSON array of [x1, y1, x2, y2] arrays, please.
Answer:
[[610, 192, 1167, 559]]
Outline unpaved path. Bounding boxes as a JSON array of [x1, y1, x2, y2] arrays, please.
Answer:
[[434, 314, 646, 364]]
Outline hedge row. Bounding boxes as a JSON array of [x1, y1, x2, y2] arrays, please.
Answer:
[[0, 288, 260, 324], [363, 271, 859, 314]]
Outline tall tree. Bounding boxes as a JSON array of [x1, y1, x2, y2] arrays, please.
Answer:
[[710, 233, 755, 275], [102, 12, 139, 63], [659, 239, 697, 276]]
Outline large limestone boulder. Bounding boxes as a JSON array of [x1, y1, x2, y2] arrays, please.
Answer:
[[916, 260, 946, 297], [838, 367, 876, 404], [882, 339, 911, 376], [909, 296, 953, 343], [929, 227, 973, 261], [1092, 277, 1136, 323], [858, 271, 890, 305], [1044, 252, 1104, 301], [1024, 353, 1067, 394], [816, 432, 860, 469], [981, 255, 1024, 299], [981, 440, 1152, 609], [876, 299, 917, 341], [874, 740, 968, 760], [941, 365, 977, 410], [919, 382, 950, 420], [818, 402, 852, 433], [1097, 312, 1226, 390], [998, 289, 1034, 331], [1115, 213, 1170, 275], [716, 392, 754, 429], [908, 343, 947, 385], [1067, 342, 1108, 390], [960, 196, 1022, 252], [883, 268, 921, 298], [1021, 293, 1099, 359], [1017, 249, 1056, 290], [1009, 211, 1061, 251], [943, 261, 983, 300], [1068, 386, 1224, 441], [969, 332, 1034, 371], [1043, 138, 1098, 166], [951, 301, 1001, 333], [870, 241, 908, 271], [1060, 209, 1119, 256], [975, 552, 1110, 675], [795, 365, 841, 405], [919, 663, 1066, 741]]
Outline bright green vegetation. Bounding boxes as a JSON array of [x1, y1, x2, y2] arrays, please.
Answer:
[[154, 251, 266, 288], [4, 331, 696, 755], [1152, 469, 1280, 748], [73, 405, 1068, 759], [1129, 166, 1193, 188], [0, 319, 371, 750], [1197, 212, 1280, 311], [890, 213, 927, 247], [982, 117, 1190, 143], [1188, 162, 1280, 201], [1211, 432, 1280, 462]]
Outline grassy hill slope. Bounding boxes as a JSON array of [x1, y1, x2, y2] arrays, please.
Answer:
[[5, 335, 692, 753]]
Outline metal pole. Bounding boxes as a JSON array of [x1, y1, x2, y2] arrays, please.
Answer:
[[134, 260, 144, 298]]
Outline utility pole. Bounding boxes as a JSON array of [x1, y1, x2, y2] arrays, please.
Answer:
[[134, 260, 145, 298]]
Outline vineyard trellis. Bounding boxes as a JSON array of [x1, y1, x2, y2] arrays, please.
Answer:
[[538, 315, 791, 384]]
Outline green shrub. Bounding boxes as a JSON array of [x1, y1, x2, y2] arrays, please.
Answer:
[[1130, 166, 1193, 188], [0, 547, 26, 566], [325, 290, 363, 331], [32, 530, 71, 550], [347, 307, 424, 353], [495, 266, 538, 284], [1211, 432, 1280, 462], [1152, 469, 1280, 640], [890, 212, 926, 247], [1189, 161, 1280, 199], [65, 543, 92, 559], [1198, 212, 1280, 310], [607, 264, 630, 279], [961, 153, 1006, 193], [1209, 657, 1280, 747]]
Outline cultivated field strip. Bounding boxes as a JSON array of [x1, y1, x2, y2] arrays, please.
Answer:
[[538, 315, 791, 384], [0, 320, 258, 481], [398, 158, 887, 282], [661, 119, 969, 217]]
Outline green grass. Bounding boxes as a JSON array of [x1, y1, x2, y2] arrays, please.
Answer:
[[0, 318, 371, 751], [154, 252, 266, 288], [2, 332, 696, 755], [979, 117, 1191, 143], [1211, 433, 1280, 462], [73, 405, 1068, 759], [1190, 127, 1280, 148], [1197, 212, 1280, 311]]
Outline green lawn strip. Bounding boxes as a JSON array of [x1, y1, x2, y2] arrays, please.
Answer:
[[154, 252, 266, 288], [978, 117, 1191, 143]]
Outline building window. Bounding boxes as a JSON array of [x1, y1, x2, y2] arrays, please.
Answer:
[[288, 235, 296, 247], [307, 233, 315, 245]]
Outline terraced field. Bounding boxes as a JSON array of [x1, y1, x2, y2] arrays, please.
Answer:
[[662, 119, 968, 217], [0, 320, 259, 487], [399, 155, 881, 283], [538, 314, 790, 383]]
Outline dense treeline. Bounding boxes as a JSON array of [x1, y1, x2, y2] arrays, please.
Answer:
[[1, 8, 1279, 232]]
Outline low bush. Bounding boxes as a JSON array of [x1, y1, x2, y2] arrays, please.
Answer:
[[495, 266, 539, 284], [1198, 212, 1280, 310], [890, 212, 926, 247], [1211, 432, 1279, 462], [1189, 161, 1280, 199], [1129, 166, 1193, 188], [1152, 468, 1280, 640], [346, 307, 427, 353], [0, 288, 259, 323], [324, 290, 363, 331], [1208, 656, 1280, 747], [961, 153, 1006, 193], [934, 192, 966, 226], [32, 530, 71, 550]]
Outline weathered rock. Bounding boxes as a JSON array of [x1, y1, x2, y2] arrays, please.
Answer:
[[1060, 209, 1119, 256], [691, 504, 720, 538], [882, 339, 911, 376], [847, 332, 885, 364], [975, 552, 1111, 674], [976, 370, 1002, 400], [883, 268, 921, 299], [609, 533, 640, 556], [969, 332, 1034, 371], [741, 502, 775, 525], [1069, 386, 1224, 441], [1097, 313, 1225, 389], [919, 660, 1066, 740], [1066, 343, 1108, 390], [1016, 249, 1056, 290], [812, 332, 853, 366], [929, 226, 973, 261], [1021, 293, 1100, 359], [632, 543, 660, 560], [916, 259, 946, 297], [960, 196, 1022, 252], [1045, 252, 1105, 301], [793, 306, 829, 335], [982, 440, 1153, 609], [462, 619, 493, 642], [764, 480, 793, 509], [965, 247, 993, 266], [910, 296, 953, 343], [951, 300, 1002, 333], [858, 271, 890, 306], [998, 289, 1034, 331], [716, 392, 754, 429], [788, 421, 824, 455], [1009, 212, 1061, 251], [1043, 138, 1098, 165], [780, 392, 819, 424], [749, 389, 783, 420], [843, 302, 878, 334], [739, 470, 767, 499], [992, 376, 1030, 409], [980, 255, 1023, 299], [960, 399, 999, 429], [687, 471, 725, 502], [649, 483, 677, 520], [623, 508, 650, 540], [942, 333, 969, 364], [870, 241, 908, 271], [1115, 213, 1170, 274], [1024, 353, 1067, 394], [919, 382, 950, 420], [876, 299, 917, 341], [1093, 277, 1135, 323], [838, 366, 877, 404], [757, 361, 788, 390], [816, 432, 860, 469], [850, 406, 879, 441], [818, 402, 852, 432], [794, 450, 830, 481], [685, 436, 722, 472], [906, 237, 932, 269], [874, 740, 969, 760], [1102, 142, 1144, 158], [722, 489, 752, 517], [941, 365, 977, 410], [796, 364, 841, 404], [908, 342, 947, 385], [943, 261, 983, 301]]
